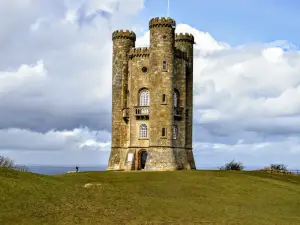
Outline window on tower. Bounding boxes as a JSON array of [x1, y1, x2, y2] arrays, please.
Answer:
[[186, 65, 189, 76], [173, 125, 178, 139], [162, 94, 166, 104], [162, 60, 167, 72], [173, 90, 179, 107], [162, 128, 166, 137], [141, 66, 148, 73], [139, 88, 150, 106], [140, 124, 148, 138]]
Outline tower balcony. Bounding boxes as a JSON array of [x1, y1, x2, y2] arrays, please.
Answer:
[[122, 108, 129, 119], [135, 106, 149, 120], [174, 107, 183, 120]]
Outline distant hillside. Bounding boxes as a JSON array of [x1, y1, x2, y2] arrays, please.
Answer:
[[0, 168, 300, 225]]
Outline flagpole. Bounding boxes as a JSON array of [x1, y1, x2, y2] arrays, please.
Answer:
[[167, 0, 170, 17]]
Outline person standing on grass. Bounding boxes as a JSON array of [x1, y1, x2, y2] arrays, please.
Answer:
[[76, 166, 78, 172]]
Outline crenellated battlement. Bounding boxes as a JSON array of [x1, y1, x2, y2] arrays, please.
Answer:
[[112, 30, 136, 41], [149, 17, 176, 29], [175, 49, 188, 60], [175, 33, 195, 44], [129, 47, 150, 59]]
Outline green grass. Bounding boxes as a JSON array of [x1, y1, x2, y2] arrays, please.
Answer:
[[1, 168, 300, 225]]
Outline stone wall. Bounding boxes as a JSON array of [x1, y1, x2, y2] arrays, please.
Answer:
[[128, 53, 150, 147], [111, 147, 194, 171]]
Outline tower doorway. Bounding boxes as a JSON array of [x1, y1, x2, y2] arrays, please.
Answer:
[[138, 150, 148, 170]]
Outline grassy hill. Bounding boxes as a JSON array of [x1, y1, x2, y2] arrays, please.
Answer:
[[0, 168, 300, 225]]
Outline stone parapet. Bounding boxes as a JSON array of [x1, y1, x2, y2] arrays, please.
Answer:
[[149, 17, 176, 29], [129, 47, 150, 59], [112, 30, 136, 41], [175, 33, 195, 44]]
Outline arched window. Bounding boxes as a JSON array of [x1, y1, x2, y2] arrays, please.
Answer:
[[173, 90, 179, 107], [162, 60, 167, 71], [173, 125, 178, 139], [162, 128, 166, 137], [186, 65, 189, 76], [140, 124, 148, 138], [139, 89, 149, 106], [162, 94, 166, 103]]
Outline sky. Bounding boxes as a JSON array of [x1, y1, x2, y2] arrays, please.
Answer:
[[1, 0, 300, 169]]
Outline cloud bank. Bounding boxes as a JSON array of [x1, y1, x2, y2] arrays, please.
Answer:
[[0, 0, 299, 168]]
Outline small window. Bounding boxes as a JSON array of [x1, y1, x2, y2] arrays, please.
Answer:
[[162, 60, 167, 71], [173, 125, 178, 139], [141, 66, 148, 73], [162, 128, 166, 137], [186, 65, 189, 76], [162, 94, 166, 103], [173, 89, 179, 107], [140, 124, 148, 138]]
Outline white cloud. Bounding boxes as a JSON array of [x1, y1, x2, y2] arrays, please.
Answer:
[[190, 32, 300, 125], [262, 47, 284, 63], [194, 139, 300, 169], [0, 127, 111, 166], [176, 24, 230, 54], [0, 60, 47, 92], [0, 0, 143, 165], [0, 127, 110, 152], [0, 0, 145, 134]]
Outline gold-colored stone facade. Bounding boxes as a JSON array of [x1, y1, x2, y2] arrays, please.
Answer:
[[108, 17, 196, 171]]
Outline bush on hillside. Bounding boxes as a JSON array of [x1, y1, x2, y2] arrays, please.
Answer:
[[257, 164, 295, 175], [0, 156, 29, 172], [270, 164, 287, 171], [219, 160, 244, 171], [0, 156, 14, 168], [257, 167, 294, 175]]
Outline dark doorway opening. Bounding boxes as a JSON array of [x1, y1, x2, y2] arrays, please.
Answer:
[[138, 150, 148, 170]]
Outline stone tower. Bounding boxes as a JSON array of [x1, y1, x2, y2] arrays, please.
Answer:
[[107, 17, 196, 171]]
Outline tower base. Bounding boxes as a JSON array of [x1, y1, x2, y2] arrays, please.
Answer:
[[107, 147, 196, 171]]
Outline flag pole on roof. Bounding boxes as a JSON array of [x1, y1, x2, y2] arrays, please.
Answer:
[[167, 0, 170, 17]]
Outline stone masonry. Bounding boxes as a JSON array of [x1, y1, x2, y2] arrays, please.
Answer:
[[107, 17, 196, 171]]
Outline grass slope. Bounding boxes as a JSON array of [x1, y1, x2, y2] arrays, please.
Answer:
[[0, 168, 300, 225]]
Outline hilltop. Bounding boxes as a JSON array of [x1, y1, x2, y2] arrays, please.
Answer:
[[0, 168, 300, 225]]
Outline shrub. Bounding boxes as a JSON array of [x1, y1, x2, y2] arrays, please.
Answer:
[[219, 160, 244, 171], [0, 156, 14, 168], [270, 164, 287, 171], [257, 167, 294, 175], [257, 164, 294, 175], [0, 156, 29, 172]]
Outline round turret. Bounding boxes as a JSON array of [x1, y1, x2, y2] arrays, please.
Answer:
[[149, 17, 176, 50], [148, 17, 176, 146], [112, 30, 136, 41], [175, 33, 194, 60], [111, 29, 136, 148], [175, 33, 195, 44], [149, 17, 176, 29]]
